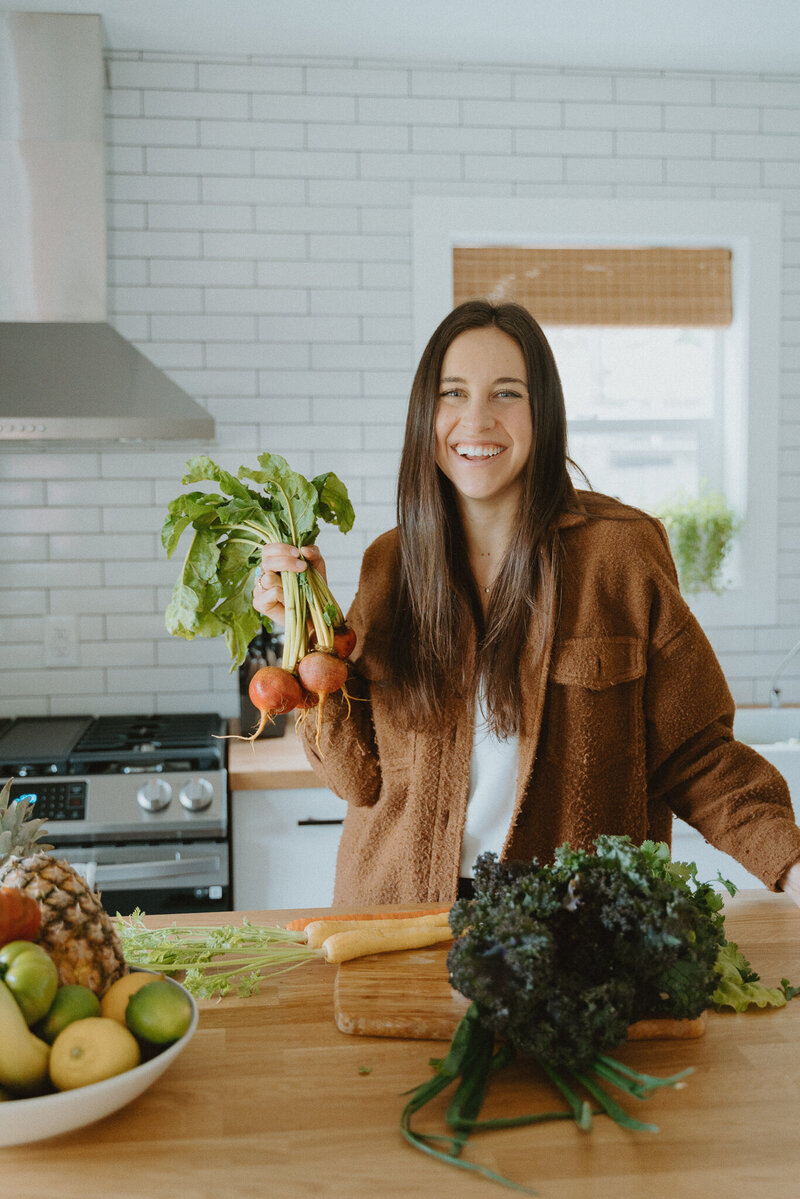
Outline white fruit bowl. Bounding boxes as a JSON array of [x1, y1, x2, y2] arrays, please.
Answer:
[[0, 976, 199, 1147]]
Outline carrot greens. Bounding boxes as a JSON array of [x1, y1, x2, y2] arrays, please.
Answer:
[[116, 911, 319, 999]]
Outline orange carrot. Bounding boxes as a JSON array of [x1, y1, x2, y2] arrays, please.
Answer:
[[284, 905, 450, 933]]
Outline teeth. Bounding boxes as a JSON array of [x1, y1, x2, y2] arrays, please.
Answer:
[[454, 445, 503, 459]]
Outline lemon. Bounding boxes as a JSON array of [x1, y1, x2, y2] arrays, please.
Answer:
[[49, 1017, 141, 1091], [38, 984, 101, 1044], [125, 980, 193, 1046], [100, 970, 164, 1025]]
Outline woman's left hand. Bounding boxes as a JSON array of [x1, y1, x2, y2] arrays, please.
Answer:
[[779, 860, 800, 909]]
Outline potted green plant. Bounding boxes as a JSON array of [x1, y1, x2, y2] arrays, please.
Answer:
[[655, 488, 741, 596]]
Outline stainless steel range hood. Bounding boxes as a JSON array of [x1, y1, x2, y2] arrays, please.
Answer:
[[0, 11, 215, 443]]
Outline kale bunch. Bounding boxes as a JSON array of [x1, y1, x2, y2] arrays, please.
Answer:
[[447, 835, 726, 1073]]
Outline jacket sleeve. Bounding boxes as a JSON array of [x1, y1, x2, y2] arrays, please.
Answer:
[[643, 523, 800, 889], [296, 559, 382, 808]]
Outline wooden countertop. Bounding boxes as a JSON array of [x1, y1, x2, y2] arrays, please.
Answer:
[[226, 723, 318, 790], [11, 890, 800, 1199]]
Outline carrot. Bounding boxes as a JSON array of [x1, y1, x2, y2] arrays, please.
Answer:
[[284, 906, 450, 933], [304, 912, 452, 950], [320, 923, 454, 964]]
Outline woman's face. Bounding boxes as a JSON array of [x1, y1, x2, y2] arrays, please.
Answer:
[[435, 325, 533, 512]]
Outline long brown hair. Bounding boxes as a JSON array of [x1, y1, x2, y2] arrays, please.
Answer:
[[387, 299, 578, 737]]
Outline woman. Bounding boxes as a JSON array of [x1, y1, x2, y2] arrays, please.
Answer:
[[254, 300, 800, 907]]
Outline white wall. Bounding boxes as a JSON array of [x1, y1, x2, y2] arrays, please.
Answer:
[[1, 54, 799, 717]]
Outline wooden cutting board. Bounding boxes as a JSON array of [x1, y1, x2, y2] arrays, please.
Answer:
[[333, 943, 707, 1041]]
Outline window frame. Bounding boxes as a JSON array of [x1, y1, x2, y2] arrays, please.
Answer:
[[412, 196, 782, 627]]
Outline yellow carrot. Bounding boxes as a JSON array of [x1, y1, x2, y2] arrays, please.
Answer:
[[320, 923, 454, 964], [304, 912, 451, 949], [284, 906, 450, 933]]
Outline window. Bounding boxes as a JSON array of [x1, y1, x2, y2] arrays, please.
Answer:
[[413, 197, 782, 626], [544, 324, 722, 509]]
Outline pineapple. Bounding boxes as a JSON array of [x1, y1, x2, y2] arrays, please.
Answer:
[[0, 779, 128, 996]]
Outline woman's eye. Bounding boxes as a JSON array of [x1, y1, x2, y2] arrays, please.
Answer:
[[495, 389, 522, 400]]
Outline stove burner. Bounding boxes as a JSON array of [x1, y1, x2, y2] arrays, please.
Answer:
[[0, 713, 225, 777]]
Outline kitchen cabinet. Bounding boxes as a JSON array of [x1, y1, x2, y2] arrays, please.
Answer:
[[232, 784, 343, 909]]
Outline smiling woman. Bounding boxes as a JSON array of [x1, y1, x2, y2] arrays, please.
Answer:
[[272, 298, 800, 913]]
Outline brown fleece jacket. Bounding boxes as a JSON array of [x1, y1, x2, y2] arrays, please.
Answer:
[[299, 492, 800, 905]]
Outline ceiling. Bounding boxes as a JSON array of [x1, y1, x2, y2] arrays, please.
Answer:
[[4, 0, 800, 75]]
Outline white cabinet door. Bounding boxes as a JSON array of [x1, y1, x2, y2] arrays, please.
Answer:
[[232, 786, 344, 911]]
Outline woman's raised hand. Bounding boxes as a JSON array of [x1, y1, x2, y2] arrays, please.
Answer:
[[252, 543, 326, 629]]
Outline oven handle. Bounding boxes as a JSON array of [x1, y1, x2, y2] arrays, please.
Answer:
[[92, 855, 221, 885]]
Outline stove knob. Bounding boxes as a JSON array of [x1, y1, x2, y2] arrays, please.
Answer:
[[137, 779, 172, 812], [179, 778, 214, 811]]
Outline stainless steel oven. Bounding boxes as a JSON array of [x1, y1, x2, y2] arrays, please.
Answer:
[[0, 714, 230, 916]]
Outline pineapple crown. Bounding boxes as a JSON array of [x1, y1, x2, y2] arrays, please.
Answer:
[[0, 778, 54, 860]]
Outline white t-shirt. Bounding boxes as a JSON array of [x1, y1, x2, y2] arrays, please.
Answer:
[[459, 691, 520, 878]]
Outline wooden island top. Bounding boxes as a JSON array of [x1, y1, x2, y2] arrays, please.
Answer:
[[8, 889, 800, 1199]]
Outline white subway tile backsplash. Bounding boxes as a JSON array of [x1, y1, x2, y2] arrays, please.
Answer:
[[411, 68, 512, 99], [49, 535, 157, 560], [252, 93, 356, 122], [412, 126, 513, 154], [564, 102, 662, 130], [3, 48, 800, 713], [46, 480, 153, 506], [465, 154, 563, 182], [109, 117, 199, 146], [197, 63, 304, 93], [146, 146, 252, 175], [615, 130, 713, 157], [254, 205, 360, 232], [149, 258, 255, 284], [513, 72, 613, 101], [307, 122, 410, 151], [148, 203, 253, 230], [616, 76, 713, 104], [252, 149, 359, 177], [202, 232, 307, 259], [515, 129, 614, 155], [108, 173, 201, 202], [306, 66, 409, 96], [108, 59, 197, 89], [0, 480, 46, 505], [143, 89, 249, 119], [199, 120, 303, 149]]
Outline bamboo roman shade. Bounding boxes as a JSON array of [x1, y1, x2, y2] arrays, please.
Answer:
[[452, 246, 733, 326]]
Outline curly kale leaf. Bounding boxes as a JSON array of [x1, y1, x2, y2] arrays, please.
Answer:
[[447, 837, 725, 1073]]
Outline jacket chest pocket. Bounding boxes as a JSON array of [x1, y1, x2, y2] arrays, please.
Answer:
[[542, 637, 647, 768]]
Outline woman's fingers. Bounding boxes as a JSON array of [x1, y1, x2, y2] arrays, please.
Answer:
[[251, 543, 326, 626]]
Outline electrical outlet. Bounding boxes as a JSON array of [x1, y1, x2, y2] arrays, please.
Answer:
[[44, 615, 80, 667]]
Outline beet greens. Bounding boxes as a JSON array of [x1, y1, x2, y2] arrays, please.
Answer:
[[162, 453, 354, 673]]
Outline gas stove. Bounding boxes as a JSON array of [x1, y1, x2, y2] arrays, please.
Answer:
[[0, 713, 230, 916], [0, 713, 227, 843]]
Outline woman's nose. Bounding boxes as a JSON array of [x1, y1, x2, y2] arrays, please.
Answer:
[[461, 396, 494, 430]]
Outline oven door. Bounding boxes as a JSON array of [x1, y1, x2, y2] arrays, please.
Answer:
[[54, 841, 231, 917]]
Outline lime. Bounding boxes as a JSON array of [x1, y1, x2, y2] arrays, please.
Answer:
[[37, 984, 101, 1044], [125, 980, 193, 1045], [49, 1017, 141, 1091]]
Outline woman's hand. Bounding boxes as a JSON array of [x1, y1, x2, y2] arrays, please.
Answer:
[[779, 860, 800, 909], [252, 543, 326, 629]]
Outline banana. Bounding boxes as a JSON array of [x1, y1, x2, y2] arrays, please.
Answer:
[[0, 977, 50, 1095]]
